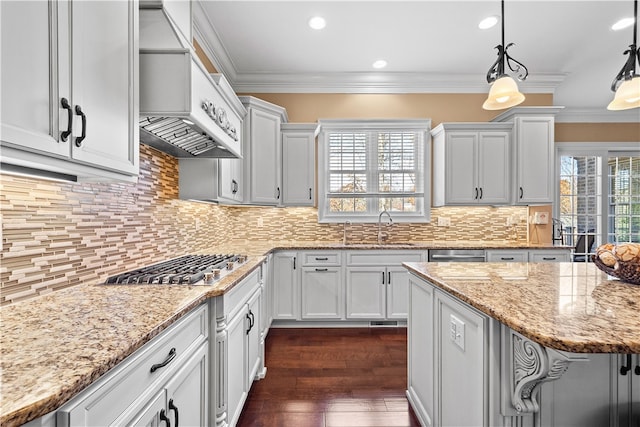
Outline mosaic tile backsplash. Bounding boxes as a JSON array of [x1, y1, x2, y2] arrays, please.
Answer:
[[0, 145, 527, 305]]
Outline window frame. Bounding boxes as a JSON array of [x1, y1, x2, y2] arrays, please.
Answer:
[[555, 142, 640, 252], [317, 119, 431, 223]]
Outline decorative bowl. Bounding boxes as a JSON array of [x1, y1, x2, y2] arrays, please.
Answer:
[[592, 243, 640, 285]]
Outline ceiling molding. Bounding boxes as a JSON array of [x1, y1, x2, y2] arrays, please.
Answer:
[[230, 72, 567, 94], [192, 1, 237, 81], [555, 108, 640, 123]]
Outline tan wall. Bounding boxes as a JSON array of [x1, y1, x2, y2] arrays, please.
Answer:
[[240, 93, 554, 126], [556, 123, 640, 143]]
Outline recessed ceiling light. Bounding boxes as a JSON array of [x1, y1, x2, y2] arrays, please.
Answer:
[[479, 15, 499, 30], [372, 59, 387, 69], [308, 16, 326, 30], [612, 17, 635, 31]]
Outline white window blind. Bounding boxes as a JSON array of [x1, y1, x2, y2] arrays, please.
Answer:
[[318, 119, 431, 223]]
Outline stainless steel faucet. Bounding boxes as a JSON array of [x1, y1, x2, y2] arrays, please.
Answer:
[[377, 208, 393, 244]]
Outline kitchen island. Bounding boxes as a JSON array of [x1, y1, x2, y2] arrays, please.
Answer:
[[403, 261, 640, 427]]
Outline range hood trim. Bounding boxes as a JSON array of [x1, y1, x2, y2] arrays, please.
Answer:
[[139, 4, 246, 159]]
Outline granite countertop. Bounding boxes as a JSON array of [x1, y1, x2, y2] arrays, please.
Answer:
[[403, 261, 640, 354], [0, 241, 571, 426]]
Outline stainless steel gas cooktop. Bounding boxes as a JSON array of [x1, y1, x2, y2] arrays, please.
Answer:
[[104, 254, 245, 285]]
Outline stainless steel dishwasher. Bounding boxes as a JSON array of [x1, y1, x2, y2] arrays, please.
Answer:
[[428, 249, 486, 262]]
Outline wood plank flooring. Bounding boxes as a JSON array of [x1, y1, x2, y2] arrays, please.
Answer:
[[236, 328, 421, 427]]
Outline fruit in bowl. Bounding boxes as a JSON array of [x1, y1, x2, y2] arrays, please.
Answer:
[[592, 242, 640, 285]]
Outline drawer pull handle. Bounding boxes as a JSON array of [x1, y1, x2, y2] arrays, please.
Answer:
[[315, 268, 328, 272], [542, 257, 556, 261], [315, 257, 329, 261], [502, 257, 515, 261], [150, 347, 177, 373], [160, 409, 171, 427], [60, 98, 73, 141], [169, 399, 179, 427]]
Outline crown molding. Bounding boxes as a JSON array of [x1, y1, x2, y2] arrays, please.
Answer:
[[555, 107, 640, 123], [192, 1, 237, 81]]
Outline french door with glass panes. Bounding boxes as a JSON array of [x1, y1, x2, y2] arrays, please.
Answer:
[[556, 144, 640, 262]]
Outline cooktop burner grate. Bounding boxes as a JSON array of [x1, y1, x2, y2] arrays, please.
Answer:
[[105, 254, 238, 285]]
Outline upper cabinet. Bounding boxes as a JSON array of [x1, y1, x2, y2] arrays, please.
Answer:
[[492, 107, 563, 205], [0, 0, 139, 181], [281, 123, 318, 207], [432, 123, 512, 206], [218, 96, 288, 205]]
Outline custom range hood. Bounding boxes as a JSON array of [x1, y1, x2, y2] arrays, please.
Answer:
[[139, 1, 245, 158]]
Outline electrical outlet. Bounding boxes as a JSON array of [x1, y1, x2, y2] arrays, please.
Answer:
[[450, 314, 465, 351], [437, 216, 451, 227], [257, 217, 264, 227]]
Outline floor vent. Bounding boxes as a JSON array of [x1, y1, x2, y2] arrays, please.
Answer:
[[369, 321, 398, 327]]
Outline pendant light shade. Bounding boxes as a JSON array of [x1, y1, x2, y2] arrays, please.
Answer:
[[608, 76, 640, 110], [607, 0, 640, 111], [482, 76, 526, 110], [482, 0, 528, 111]]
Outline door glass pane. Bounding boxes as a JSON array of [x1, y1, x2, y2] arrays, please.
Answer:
[[608, 155, 640, 243]]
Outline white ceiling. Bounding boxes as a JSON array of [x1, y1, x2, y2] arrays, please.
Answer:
[[193, 1, 640, 122]]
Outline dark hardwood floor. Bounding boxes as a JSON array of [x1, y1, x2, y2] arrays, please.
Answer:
[[236, 327, 421, 427]]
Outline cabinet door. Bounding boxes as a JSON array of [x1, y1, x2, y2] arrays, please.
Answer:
[[615, 354, 640, 427], [226, 306, 248, 427], [165, 344, 208, 427], [407, 277, 435, 426], [0, 1, 68, 157], [282, 130, 315, 206], [246, 290, 262, 388], [69, 0, 138, 174], [477, 132, 511, 204], [219, 158, 243, 202], [387, 267, 410, 319], [445, 132, 478, 204], [345, 268, 385, 319], [272, 252, 299, 320], [249, 108, 281, 204], [127, 390, 166, 427], [435, 290, 488, 426], [515, 117, 554, 204], [301, 267, 343, 319]]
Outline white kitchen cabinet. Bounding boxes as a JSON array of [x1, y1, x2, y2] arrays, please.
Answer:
[[281, 123, 317, 206], [492, 107, 563, 205], [301, 266, 343, 319], [345, 250, 425, 320], [218, 157, 244, 202], [431, 123, 512, 206], [486, 249, 571, 262], [272, 251, 300, 320], [0, 0, 139, 181], [407, 276, 436, 427], [211, 267, 264, 427], [616, 354, 640, 426], [529, 249, 571, 262], [57, 304, 208, 427]]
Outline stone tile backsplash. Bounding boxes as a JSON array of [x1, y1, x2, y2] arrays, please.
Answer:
[[0, 145, 527, 305]]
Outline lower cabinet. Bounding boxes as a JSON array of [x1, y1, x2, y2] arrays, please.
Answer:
[[486, 248, 571, 262], [301, 266, 343, 319], [212, 266, 265, 427], [57, 304, 209, 427], [272, 251, 299, 320]]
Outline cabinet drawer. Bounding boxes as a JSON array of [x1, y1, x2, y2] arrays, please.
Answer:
[[223, 267, 261, 319], [530, 250, 570, 262], [57, 304, 208, 427], [346, 250, 424, 266], [486, 250, 528, 262], [302, 252, 341, 266]]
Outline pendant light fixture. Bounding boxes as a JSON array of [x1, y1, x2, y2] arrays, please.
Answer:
[[482, 0, 528, 110], [607, 0, 640, 110]]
